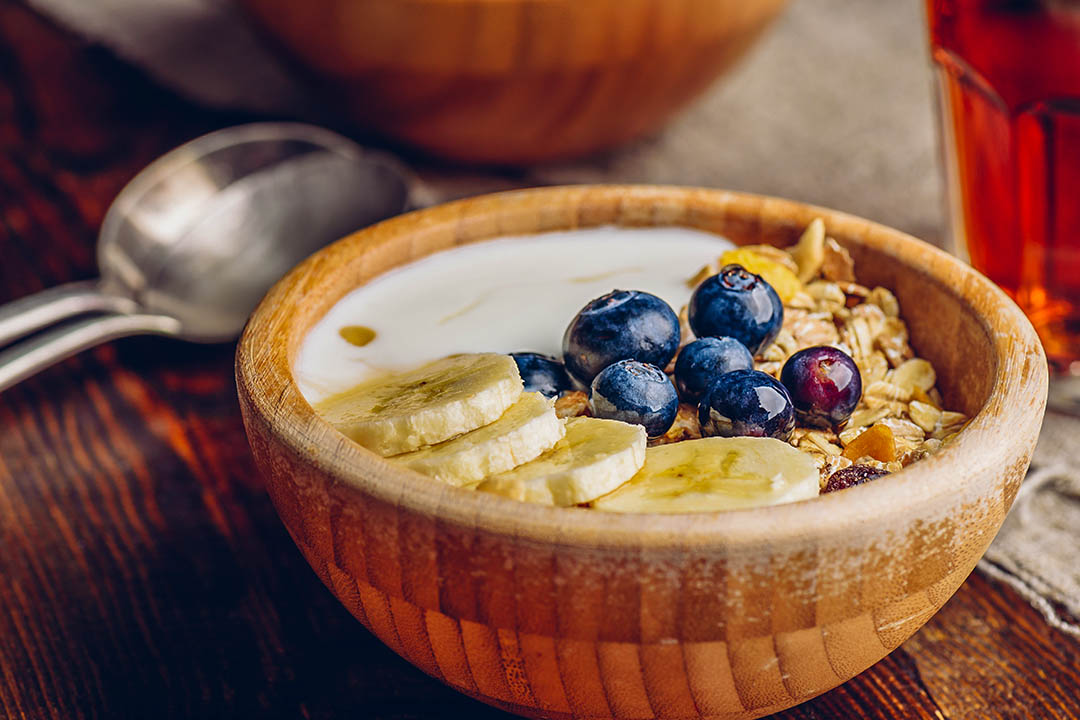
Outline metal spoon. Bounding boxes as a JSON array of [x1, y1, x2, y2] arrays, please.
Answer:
[[0, 122, 411, 392]]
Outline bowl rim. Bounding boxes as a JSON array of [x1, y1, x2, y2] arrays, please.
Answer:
[[236, 185, 1048, 551]]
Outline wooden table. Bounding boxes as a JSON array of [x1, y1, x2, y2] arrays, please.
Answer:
[[1, 3, 1078, 718]]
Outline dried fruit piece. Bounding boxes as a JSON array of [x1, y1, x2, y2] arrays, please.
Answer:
[[841, 423, 897, 462], [823, 464, 890, 493], [742, 245, 801, 274], [720, 248, 803, 302]]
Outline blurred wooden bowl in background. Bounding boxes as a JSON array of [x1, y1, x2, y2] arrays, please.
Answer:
[[236, 0, 789, 164]]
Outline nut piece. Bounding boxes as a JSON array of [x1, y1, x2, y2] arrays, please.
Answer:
[[876, 318, 914, 368], [841, 423, 897, 462], [648, 404, 702, 446], [867, 286, 900, 317], [554, 391, 589, 419], [790, 218, 826, 282], [821, 238, 856, 282]]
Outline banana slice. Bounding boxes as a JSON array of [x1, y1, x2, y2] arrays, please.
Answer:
[[314, 353, 522, 456], [591, 437, 818, 513], [393, 392, 565, 486], [475, 417, 646, 506]]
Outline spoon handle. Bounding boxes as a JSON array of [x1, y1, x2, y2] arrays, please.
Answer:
[[0, 313, 181, 393], [0, 280, 140, 348]]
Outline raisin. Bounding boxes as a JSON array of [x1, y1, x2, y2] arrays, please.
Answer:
[[824, 465, 890, 493]]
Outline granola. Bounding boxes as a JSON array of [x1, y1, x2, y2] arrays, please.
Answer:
[[556, 219, 970, 491]]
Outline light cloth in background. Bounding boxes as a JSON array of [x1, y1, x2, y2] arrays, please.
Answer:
[[28, 0, 1079, 635]]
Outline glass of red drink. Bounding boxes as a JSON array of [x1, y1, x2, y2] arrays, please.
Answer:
[[928, 0, 1080, 407]]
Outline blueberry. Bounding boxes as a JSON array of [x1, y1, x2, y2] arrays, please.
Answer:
[[823, 465, 889, 494], [510, 352, 572, 398], [698, 369, 795, 440], [562, 290, 680, 385], [779, 346, 862, 428], [688, 264, 783, 355], [589, 360, 678, 437], [673, 337, 755, 403]]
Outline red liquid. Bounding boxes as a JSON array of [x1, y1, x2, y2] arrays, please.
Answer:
[[929, 0, 1080, 366]]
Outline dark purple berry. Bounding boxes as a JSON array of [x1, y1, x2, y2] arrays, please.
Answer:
[[823, 465, 889, 493], [780, 346, 862, 428]]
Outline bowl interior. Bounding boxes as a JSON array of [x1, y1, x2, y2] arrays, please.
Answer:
[[241, 185, 1046, 550], [285, 195, 993, 416]]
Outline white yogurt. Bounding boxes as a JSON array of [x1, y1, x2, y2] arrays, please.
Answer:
[[295, 226, 734, 402]]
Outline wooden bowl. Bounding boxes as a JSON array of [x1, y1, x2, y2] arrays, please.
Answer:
[[236, 186, 1047, 719], [236, 0, 789, 164]]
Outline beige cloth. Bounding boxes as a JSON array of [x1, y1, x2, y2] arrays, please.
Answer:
[[981, 413, 1080, 638], [30, 0, 1078, 632]]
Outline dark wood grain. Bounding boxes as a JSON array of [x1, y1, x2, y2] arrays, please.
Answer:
[[0, 2, 1077, 718]]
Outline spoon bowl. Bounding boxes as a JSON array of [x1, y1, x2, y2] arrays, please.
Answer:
[[0, 122, 411, 390]]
